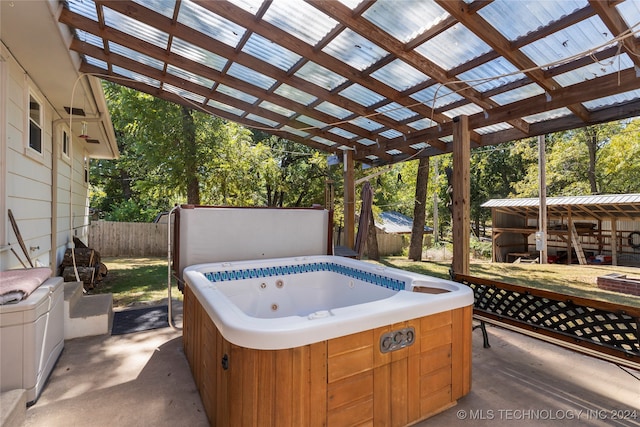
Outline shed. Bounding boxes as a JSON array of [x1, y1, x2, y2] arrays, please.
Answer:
[[482, 194, 640, 267]]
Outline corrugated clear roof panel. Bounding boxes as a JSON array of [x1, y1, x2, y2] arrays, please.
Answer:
[[407, 117, 436, 130], [245, 114, 279, 128], [102, 7, 169, 49], [315, 102, 353, 120], [297, 115, 328, 129], [171, 38, 228, 72], [227, 63, 277, 90], [280, 125, 309, 138], [520, 16, 614, 72], [442, 103, 483, 119], [410, 142, 430, 150], [311, 136, 338, 147], [410, 85, 463, 109], [84, 56, 108, 70], [67, 0, 98, 21], [329, 127, 358, 140], [164, 84, 206, 104], [262, 1, 338, 46], [362, 1, 449, 44], [322, 29, 389, 71], [475, 122, 513, 135], [178, 0, 245, 48], [358, 138, 376, 146], [349, 116, 384, 131], [207, 99, 245, 116], [338, 0, 364, 10], [582, 89, 640, 110], [215, 84, 258, 104], [490, 83, 545, 106], [339, 84, 385, 107], [414, 23, 492, 71], [132, 0, 176, 18], [456, 58, 523, 93], [108, 42, 165, 70], [259, 101, 295, 118], [294, 62, 347, 91], [166, 65, 215, 88], [478, 0, 588, 42], [366, 155, 379, 160], [386, 149, 403, 155], [376, 103, 418, 122], [273, 84, 317, 106], [523, 107, 572, 123], [439, 136, 453, 143], [379, 129, 403, 139], [75, 30, 103, 48], [241, 33, 302, 72], [554, 54, 634, 87], [370, 59, 429, 92], [112, 66, 161, 88], [617, 0, 640, 29], [227, 0, 263, 15]]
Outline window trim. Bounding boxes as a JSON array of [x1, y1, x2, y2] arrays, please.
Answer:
[[28, 90, 44, 155], [61, 127, 71, 161]]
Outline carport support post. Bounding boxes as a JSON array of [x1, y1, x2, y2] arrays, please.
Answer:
[[452, 115, 470, 277], [538, 134, 548, 264], [343, 150, 355, 250]]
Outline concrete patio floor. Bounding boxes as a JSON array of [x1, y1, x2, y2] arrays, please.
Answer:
[[23, 303, 639, 427]]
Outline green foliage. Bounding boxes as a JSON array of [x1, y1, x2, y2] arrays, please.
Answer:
[[92, 83, 333, 221], [93, 81, 640, 230]]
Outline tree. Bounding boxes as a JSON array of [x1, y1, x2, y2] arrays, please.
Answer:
[[599, 119, 640, 193], [92, 83, 333, 221], [409, 157, 429, 260]]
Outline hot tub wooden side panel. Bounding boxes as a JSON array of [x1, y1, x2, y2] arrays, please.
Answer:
[[184, 284, 472, 427]]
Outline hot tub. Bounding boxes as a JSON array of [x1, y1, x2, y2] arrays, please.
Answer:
[[183, 255, 473, 426]]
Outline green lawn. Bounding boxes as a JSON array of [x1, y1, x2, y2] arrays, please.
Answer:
[[376, 256, 640, 307], [94, 256, 640, 309], [93, 257, 182, 307]]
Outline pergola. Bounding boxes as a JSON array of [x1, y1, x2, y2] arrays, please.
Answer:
[[57, 0, 640, 274]]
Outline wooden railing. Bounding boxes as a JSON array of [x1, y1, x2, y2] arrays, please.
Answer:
[[455, 274, 640, 370]]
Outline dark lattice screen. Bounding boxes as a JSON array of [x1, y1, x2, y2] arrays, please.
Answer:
[[455, 274, 640, 368]]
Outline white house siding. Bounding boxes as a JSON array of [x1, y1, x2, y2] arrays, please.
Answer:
[[1, 43, 89, 271]]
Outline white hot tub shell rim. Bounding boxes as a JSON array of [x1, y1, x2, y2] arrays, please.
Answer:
[[184, 256, 473, 350]]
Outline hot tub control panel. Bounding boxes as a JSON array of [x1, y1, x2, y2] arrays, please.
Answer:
[[379, 326, 415, 353]]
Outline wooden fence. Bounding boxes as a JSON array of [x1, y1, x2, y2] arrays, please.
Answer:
[[89, 221, 409, 258], [89, 221, 168, 257]]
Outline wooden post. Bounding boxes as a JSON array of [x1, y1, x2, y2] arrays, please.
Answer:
[[452, 116, 470, 276], [611, 218, 618, 266], [567, 207, 573, 265], [343, 150, 355, 250], [538, 135, 548, 264]]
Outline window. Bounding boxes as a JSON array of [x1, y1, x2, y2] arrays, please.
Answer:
[[84, 156, 89, 183], [29, 94, 43, 153], [62, 129, 70, 157]]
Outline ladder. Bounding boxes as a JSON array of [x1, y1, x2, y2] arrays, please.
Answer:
[[570, 223, 587, 265]]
